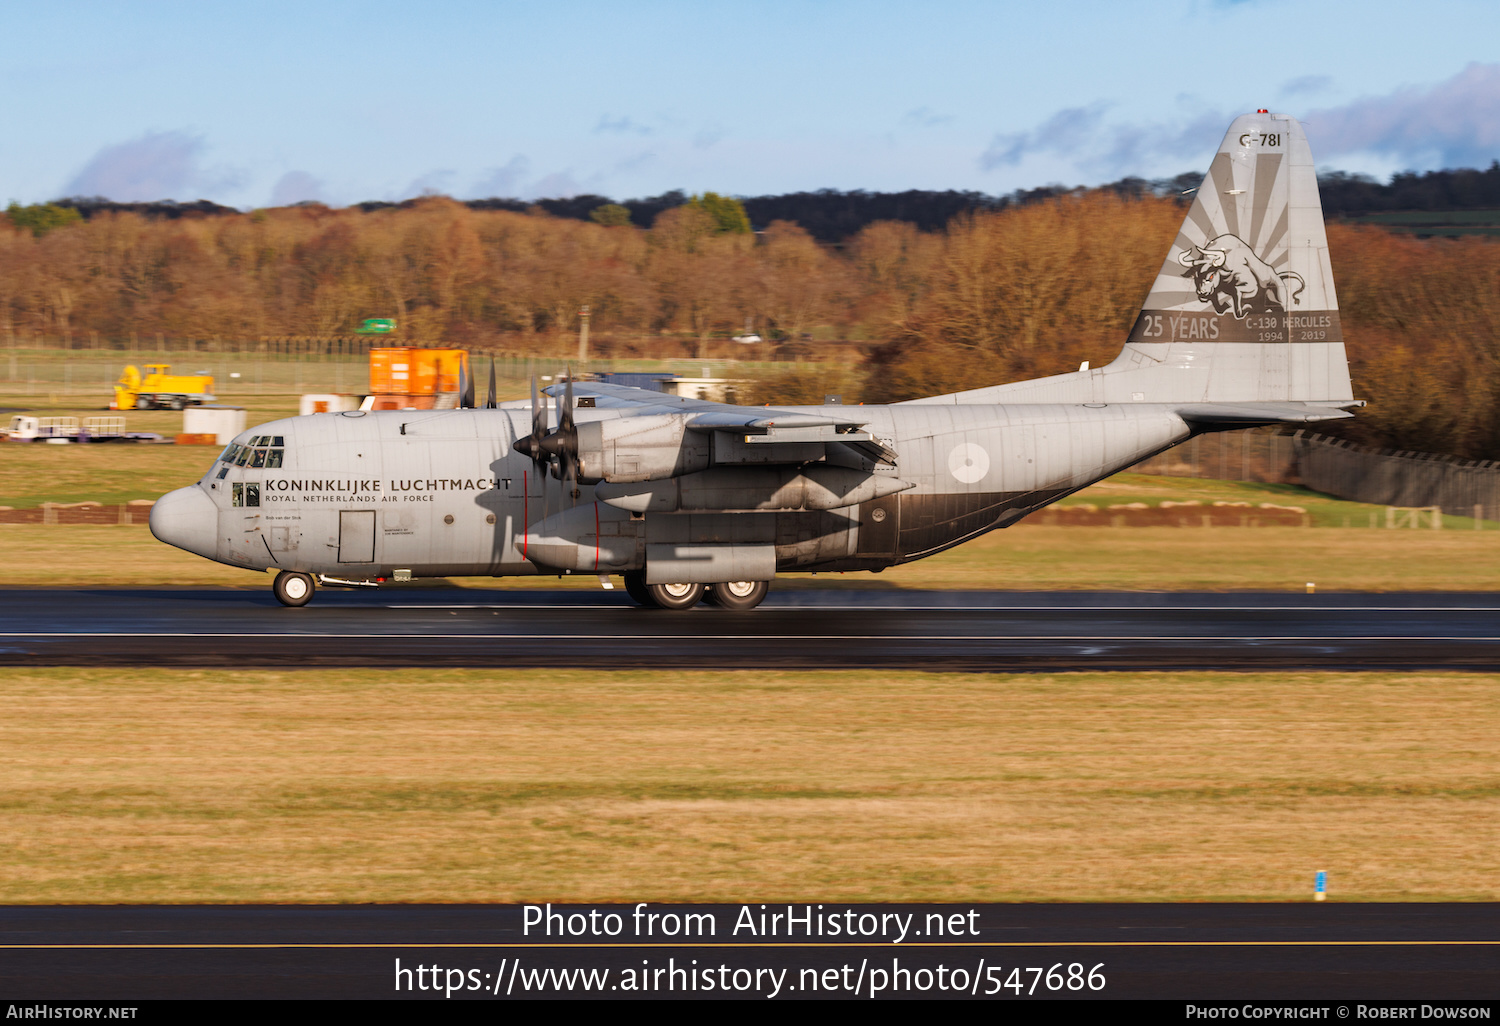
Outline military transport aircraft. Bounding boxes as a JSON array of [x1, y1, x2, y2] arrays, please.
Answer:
[[151, 111, 1357, 609]]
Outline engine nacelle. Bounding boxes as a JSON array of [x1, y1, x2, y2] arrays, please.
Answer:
[[575, 415, 711, 483]]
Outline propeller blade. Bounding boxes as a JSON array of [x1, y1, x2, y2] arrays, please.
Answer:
[[531, 376, 545, 441], [458, 355, 475, 409], [485, 358, 497, 409], [561, 370, 579, 500], [511, 375, 550, 471]]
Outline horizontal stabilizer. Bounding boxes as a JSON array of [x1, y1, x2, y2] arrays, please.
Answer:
[[1175, 401, 1359, 426]]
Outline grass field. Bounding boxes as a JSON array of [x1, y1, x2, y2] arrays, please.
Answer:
[[1, 667, 1496, 903]]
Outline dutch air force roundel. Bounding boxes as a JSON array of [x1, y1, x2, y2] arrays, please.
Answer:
[[948, 442, 989, 483]]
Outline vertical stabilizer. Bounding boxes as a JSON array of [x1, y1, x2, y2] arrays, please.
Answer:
[[1123, 111, 1350, 401]]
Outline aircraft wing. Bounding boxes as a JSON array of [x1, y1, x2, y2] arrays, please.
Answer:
[[549, 381, 867, 430], [526, 381, 899, 469]]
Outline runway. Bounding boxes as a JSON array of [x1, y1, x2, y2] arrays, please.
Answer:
[[3, 587, 1500, 670], [2, 903, 1497, 999]]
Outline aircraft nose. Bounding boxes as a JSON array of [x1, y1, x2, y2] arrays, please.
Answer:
[[150, 485, 219, 559]]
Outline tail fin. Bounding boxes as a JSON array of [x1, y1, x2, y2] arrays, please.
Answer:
[[910, 112, 1355, 408]]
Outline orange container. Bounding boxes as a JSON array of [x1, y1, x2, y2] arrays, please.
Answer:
[[369, 348, 415, 395], [369, 347, 467, 397]]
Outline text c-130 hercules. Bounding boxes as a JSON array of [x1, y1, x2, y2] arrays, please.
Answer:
[[152, 112, 1360, 609]]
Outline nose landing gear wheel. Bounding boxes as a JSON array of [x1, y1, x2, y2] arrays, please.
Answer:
[[704, 580, 770, 610], [273, 570, 316, 607], [646, 581, 705, 610]]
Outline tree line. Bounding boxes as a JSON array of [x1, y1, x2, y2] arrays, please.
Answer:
[[37, 159, 1500, 243], [4, 189, 1500, 458]]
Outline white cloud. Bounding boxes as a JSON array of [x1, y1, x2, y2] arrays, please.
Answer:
[[1281, 74, 1332, 97], [1306, 62, 1500, 169], [595, 114, 652, 135], [980, 104, 1109, 170], [269, 171, 325, 206], [901, 106, 953, 129], [64, 130, 242, 201], [400, 169, 457, 199], [469, 156, 531, 198], [976, 63, 1500, 185]]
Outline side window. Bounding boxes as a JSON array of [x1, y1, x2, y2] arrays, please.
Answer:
[[245, 483, 260, 507], [266, 448, 284, 468], [216, 465, 229, 479], [250, 449, 267, 468], [232, 483, 244, 507]]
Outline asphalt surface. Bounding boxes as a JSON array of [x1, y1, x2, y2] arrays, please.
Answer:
[[3, 587, 1500, 670], [2, 903, 1497, 999]]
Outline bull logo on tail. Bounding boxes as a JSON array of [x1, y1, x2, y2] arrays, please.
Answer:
[[1178, 234, 1305, 319]]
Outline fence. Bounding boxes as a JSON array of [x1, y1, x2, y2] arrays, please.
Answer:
[[1133, 428, 1500, 520]]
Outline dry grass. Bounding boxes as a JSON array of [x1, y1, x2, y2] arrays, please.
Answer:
[[7, 522, 1500, 591], [1, 667, 1498, 903]]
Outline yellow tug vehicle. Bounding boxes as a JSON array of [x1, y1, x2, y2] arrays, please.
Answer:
[[113, 364, 216, 411]]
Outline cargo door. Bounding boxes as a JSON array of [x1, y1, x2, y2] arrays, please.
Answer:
[[338, 510, 377, 563]]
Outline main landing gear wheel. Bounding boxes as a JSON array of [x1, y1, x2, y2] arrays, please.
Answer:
[[647, 581, 705, 610], [622, 570, 656, 607], [704, 580, 770, 610], [273, 570, 316, 607]]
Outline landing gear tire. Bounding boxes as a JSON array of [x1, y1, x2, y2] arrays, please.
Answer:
[[623, 570, 657, 607], [646, 581, 705, 610], [273, 570, 316, 607], [135, 397, 154, 410], [704, 580, 770, 610], [168, 397, 186, 411]]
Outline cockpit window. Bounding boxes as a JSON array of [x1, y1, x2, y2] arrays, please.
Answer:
[[250, 448, 267, 468], [231, 482, 261, 508], [235, 446, 253, 466], [216, 465, 229, 479], [266, 448, 284, 468], [221, 444, 240, 464], [270, 436, 284, 447]]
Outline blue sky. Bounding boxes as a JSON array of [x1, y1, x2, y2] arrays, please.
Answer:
[[5, 0, 1500, 208]]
